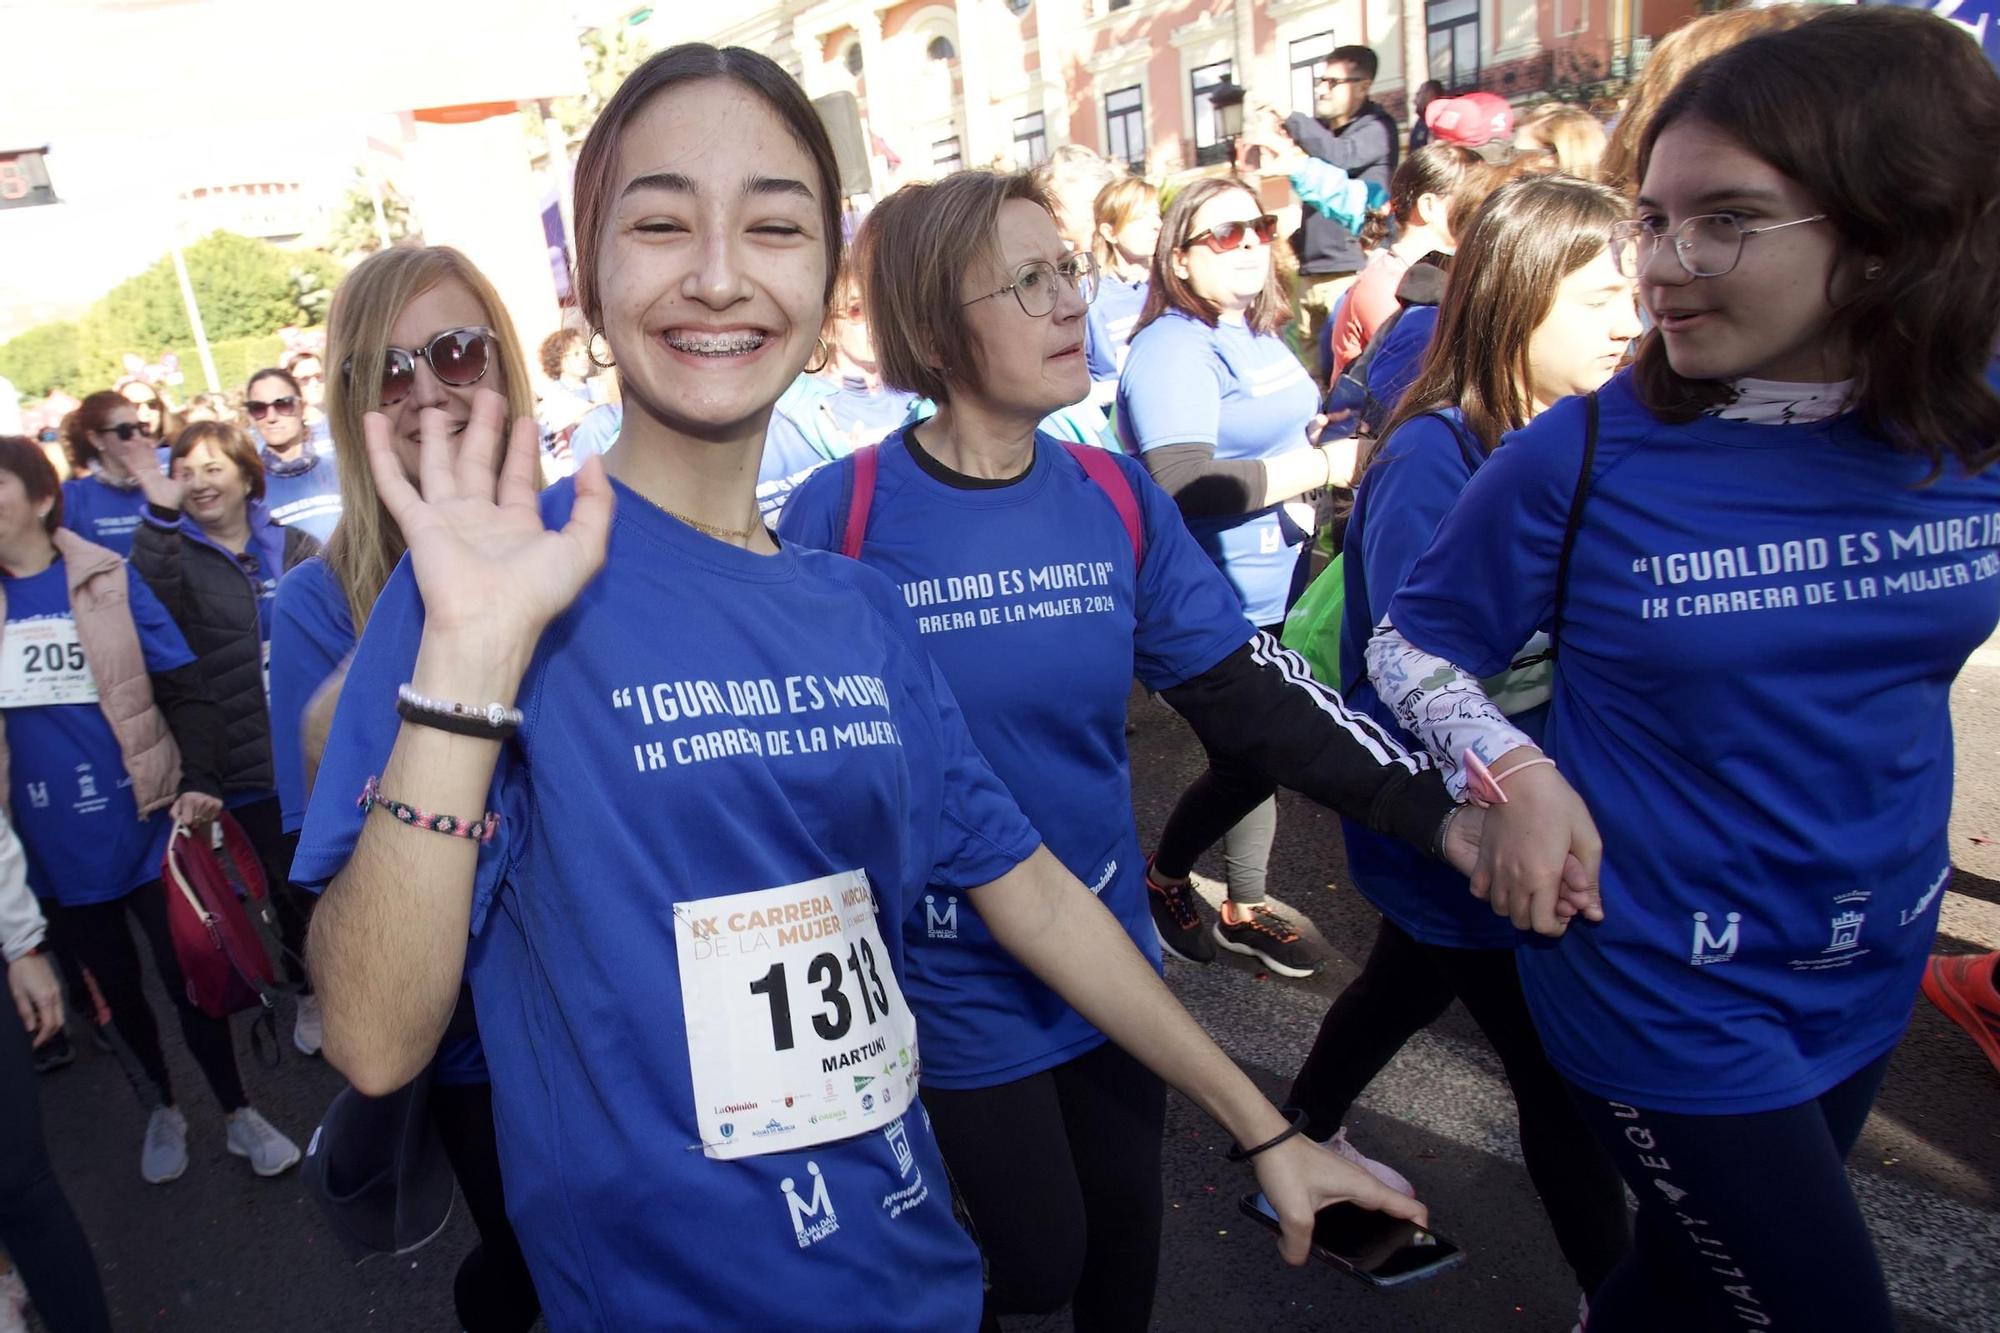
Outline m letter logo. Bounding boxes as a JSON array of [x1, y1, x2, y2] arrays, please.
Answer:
[[1690, 911, 1741, 965]]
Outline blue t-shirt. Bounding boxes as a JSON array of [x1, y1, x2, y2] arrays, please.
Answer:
[[780, 428, 1248, 1087], [60, 475, 149, 557], [1366, 305, 1438, 424], [294, 478, 1041, 1331], [1085, 275, 1149, 384], [1387, 373, 2000, 1114], [1340, 410, 1537, 950], [1117, 310, 1320, 626], [4, 560, 192, 905], [759, 374, 917, 524], [269, 557, 351, 833], [261, 450, 342, 544]]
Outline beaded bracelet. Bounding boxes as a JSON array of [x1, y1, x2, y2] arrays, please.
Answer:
[[358, 775, 500, 844]]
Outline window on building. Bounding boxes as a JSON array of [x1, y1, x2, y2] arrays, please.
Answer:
[[1289, 31, 1336, 113], [933, 136, 964, 174], [1190, 59, 1235, 167], [1012, 112, 1049, 168], [844, 43, 864, 77], [926, 35, 956, 61], [1105, 85, 1145, 169], [1426, 0, 1479, 91]]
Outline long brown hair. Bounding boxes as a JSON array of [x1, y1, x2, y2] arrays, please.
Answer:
[[1375, 176, 1630, 461], [320, 246, 537, 632], [1598, 5, 1812, 194], [1630, 6, 2000, 470], [1135, 177, 1290, 338], [1359, 143, 1479, 250]]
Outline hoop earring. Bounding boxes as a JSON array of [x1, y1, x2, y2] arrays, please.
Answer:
[[587, 331, 616, 370], [804, 335, 831, 375]]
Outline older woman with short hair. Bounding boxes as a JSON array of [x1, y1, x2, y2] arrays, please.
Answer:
[[779, 168, 1475, 1331]]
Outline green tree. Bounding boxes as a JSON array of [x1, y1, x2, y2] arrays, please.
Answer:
[[0, 321, 82, 399], [323, 168, 418, 263], [74, 231, 341, 385], [531, 24, 649, 145]]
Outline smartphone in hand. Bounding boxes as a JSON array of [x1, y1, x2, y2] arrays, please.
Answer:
[[1237, 1191, 1464, 1289]]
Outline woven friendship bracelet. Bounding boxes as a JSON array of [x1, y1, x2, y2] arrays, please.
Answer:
[[358, 775, 500, 844]]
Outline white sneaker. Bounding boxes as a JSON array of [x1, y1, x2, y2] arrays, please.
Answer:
[[293, 993, 323, 1056], [1327, 1127, 1415, 1197], [226, 1107, 302, 1177], [141, 1105, 189, 1184], [0, 1269, 29, 1333]]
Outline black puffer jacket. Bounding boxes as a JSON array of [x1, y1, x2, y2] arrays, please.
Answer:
[[130, 502, 320, 794]]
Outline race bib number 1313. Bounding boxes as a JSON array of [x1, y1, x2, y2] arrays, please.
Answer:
[[676, 869, 919, 1161]]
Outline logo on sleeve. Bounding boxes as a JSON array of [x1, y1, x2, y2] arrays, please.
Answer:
[[1689, 911, 1741, 966], [924, 894, 958, 940], [781, 1162, 840, 1248]]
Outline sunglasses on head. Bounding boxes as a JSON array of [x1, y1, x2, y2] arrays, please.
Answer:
[[342, 326, 494, 407], [1181, 215, 1279, 253], [246, 395, 301, 419], [95, 422, 152, 442]]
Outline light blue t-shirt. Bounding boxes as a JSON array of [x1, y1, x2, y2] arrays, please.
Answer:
[[260, 449, 342, 545], [1117, 310, 1321, 626], [759, 374, 918, 524], [780, 428, 1248, 1087], [295, 477, 1041, 1331], [1388, 372, 2000, 1113], [1085, 275, 1148, 384]]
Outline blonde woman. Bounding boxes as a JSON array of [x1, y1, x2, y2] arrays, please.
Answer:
[[1085, 175, 1160, 396], [267, 245, 542, 1333], [1512, 104, 1609, 181]]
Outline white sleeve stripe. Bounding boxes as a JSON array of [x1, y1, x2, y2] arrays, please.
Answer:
[[1245, 631, 1425, 774]]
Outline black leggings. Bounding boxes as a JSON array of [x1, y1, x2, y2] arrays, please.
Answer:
[[229, 799, 313, 993], [0, 993, 112, 1333], [430, 1080, 541, 1333], [53, 882, 247, 1111], [1288, 917, 1631, 1294], [926, 1040, 1167, 1332], [1569, 1053, 1895, 1333]]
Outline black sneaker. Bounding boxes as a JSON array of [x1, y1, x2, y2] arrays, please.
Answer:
[[1146, 858, 1217, 964], [1215, 903, 1324, 978], [33, 1029, 76, 1074]]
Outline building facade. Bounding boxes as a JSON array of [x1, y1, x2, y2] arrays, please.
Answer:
[[636, 0, 1700, 193]]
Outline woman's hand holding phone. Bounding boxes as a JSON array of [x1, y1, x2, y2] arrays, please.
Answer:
[[1253, 1134, 1429, 1266]]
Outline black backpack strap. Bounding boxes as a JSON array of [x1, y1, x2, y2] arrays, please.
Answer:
[[1415, 411, 1481, 473], [1549, 391, 1600, 657]]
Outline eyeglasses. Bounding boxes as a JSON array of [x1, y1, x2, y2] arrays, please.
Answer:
[[246, 395, 302, 419], [1608, 213, 1827, 280], [93, 422, 152, 442], [962, 253, 1099, 317], [1181, 215, 1280, 254], [1316, 75, 1367, 87], [342, 326, 494, 407]]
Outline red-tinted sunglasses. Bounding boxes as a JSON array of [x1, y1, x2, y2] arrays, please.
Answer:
[[1182, 215, 1280, 253]]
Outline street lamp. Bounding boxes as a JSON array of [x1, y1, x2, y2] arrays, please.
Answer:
[[1208, 77, 1247, 171]]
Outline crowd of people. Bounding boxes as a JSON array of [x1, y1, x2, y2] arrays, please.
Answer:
[[3, 8, 1999, 1333]]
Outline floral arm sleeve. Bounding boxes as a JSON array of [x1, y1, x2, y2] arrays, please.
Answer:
[[1366, 617, 1535, 801]]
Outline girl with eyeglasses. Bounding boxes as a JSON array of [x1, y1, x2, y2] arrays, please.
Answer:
[[779, 168, 1477, 1332], [294, 47, 1432, 1332], [267, 244, 542, 1333], [57, 391, 159, 558], [1119, 176, 1355, 981], [1367, 11, 2000, 1328], [244, 367, 342, 544]]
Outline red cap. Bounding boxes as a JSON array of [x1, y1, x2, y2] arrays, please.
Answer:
[[1424, 91, 1514, 147]]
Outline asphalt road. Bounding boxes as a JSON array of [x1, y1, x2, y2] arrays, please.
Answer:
[[29, 667, 2000, 1332]]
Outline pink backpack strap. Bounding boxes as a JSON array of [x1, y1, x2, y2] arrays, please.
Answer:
[[1062, 442, 1144, 567], [841, 445, 880, 560]]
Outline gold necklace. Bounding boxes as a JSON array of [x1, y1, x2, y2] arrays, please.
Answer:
[[653, 501, 762, 546]]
